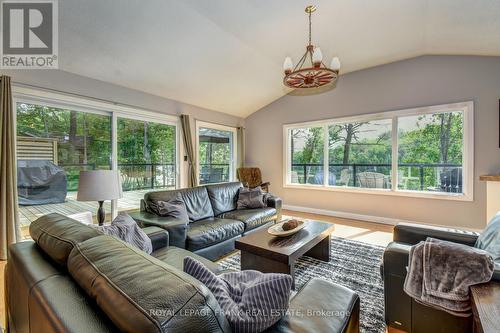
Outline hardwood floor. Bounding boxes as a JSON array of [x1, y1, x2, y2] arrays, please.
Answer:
[[0, 209, 400, 332]]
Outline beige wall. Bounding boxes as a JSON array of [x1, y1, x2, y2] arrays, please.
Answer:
[[245, 55, 500, 230]]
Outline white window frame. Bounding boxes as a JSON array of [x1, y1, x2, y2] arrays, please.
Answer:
[[283, 101, 474, 201], [195, 120, 238, 185], [12, 85, 182, 218]]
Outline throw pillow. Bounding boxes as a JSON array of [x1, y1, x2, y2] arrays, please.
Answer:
[[237, 187, 266, 210], [475, 212, 500, 263], [184, 257, 292, 333], [93, 213, 153, 254], [147, 193, 189, 222]]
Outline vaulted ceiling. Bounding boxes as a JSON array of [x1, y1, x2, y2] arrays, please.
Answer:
[[59, 0, 500, 117]]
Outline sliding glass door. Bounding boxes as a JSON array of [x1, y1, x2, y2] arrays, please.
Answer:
[[116, 117, 177, 212], [196, 122, 237, 185], [15, 102, 111, 234]]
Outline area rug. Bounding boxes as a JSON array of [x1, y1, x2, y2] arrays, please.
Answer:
[[218, 236, 386, 333]]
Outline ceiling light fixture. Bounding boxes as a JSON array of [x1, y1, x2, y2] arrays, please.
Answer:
[[283, 5, 341, 89]]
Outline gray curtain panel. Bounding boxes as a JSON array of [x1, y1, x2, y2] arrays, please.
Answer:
[[0, 75, 21, 260], [180, 114, 197, 187], [237, 126, 245, 169]]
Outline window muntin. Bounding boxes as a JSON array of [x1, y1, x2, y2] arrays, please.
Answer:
[[397, 111, 463, 193], [284, 102, 472, 200], [328, 119, 392, 188]]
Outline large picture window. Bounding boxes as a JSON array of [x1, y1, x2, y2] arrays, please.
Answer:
[[284, 102, 473, 200]]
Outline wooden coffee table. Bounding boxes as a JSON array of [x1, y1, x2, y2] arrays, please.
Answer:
[[235, 220, 335, 289]]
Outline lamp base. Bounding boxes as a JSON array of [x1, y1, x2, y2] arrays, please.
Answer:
[[97, 201, 105, 226]]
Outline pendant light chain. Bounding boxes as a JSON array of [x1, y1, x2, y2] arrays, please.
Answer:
[[308, 11, 312, 46]]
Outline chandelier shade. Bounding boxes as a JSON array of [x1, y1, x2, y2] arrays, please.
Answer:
[[283, 5, 341, 89]]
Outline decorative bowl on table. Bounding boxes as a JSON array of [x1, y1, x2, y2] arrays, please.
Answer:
[[267, 219, 307, 237]]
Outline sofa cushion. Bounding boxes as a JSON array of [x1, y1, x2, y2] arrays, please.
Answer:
[[222, 207, 276, 232], [92, 213, 153, 254], [206, 182, 241, 216], [29, 213, 101, 266], [67, 235, 231, 333], [152, 246, 222, 274], [147, 193, 189, 222], [236, 187, 266, 209], [145, 186, 214, 222], [187, 218, 244, 251]]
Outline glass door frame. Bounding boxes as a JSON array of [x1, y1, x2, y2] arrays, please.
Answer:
[[13, 85, 181, 220], [195, 120, 238, 185]]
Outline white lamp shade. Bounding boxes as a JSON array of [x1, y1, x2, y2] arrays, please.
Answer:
[[77, 170, 123, 201], [330, 57, 341, 71], [283, 57, 293, 72], [312, 47, 323, 64]]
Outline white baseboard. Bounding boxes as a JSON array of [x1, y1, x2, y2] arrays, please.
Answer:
[[282, 204, 417, 226], [282, 204, 483, 232]]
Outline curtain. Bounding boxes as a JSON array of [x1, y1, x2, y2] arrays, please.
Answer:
[[237, 126, 245, 169], [0, 75, 21, 260], [180, 114, 197, 187]]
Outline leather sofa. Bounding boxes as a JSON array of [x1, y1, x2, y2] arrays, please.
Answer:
[[129, 182, 282, 260], [6, 213, 360, 333], [382, 223, 500, 333]]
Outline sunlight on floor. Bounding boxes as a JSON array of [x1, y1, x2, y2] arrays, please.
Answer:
[[282, 210, 394, 247]]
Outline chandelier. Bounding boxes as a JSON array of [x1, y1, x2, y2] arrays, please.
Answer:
[[283, 5, 341, 89]]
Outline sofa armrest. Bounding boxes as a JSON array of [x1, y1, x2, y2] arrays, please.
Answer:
[[129, 211, 187, 248], [142, 226, 169, 251], [265, 194, 282, 221], [393, 222, 479, 246], [383, 241, 500, 282]]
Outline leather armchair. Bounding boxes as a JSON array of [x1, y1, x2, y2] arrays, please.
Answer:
[[382, 223, 499, 333]]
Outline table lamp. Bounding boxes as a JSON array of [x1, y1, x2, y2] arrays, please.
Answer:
[[77, 170, 123, 225]]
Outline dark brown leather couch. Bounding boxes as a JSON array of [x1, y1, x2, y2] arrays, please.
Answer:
[[6, 214, 360, 333], [130, 182, 283, 260], [382, 223, 500, 333]]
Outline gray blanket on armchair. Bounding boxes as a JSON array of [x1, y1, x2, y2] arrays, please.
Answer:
[[403, 237, 494, 317]]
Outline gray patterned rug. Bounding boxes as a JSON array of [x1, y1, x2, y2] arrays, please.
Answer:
[[218, 236, 386, 333]]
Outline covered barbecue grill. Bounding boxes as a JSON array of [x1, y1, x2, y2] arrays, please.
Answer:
[[17, 159, 67, 205]]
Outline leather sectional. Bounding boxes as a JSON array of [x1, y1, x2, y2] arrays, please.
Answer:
[[6, 213, 360, 333], [129, 181, 282, 260]]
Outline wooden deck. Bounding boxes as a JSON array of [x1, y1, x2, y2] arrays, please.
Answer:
[[18, 189, 164, 235]]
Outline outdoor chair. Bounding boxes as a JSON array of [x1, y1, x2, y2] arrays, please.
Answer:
[[237, 167, 270, 192], [356, 171, 385, 188]]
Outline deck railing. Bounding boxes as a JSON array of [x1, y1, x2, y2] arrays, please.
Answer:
[[291, 162, 462, 192], [59, 163, 176, 192], [60, 162, 233, 191]]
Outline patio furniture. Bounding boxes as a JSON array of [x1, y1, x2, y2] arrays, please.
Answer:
[[17, 159, 67, 205], [356, 171, 385, 188], [339, 168, 351, 186], [237, 167, 270, 192]]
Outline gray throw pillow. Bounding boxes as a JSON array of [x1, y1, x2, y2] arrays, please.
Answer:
[[148, 193, 189, 222], [184, 257, 292, 333], [93, 213, 153, 254], [475, 212, 500, 264], [237, 187, 266, 210]]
